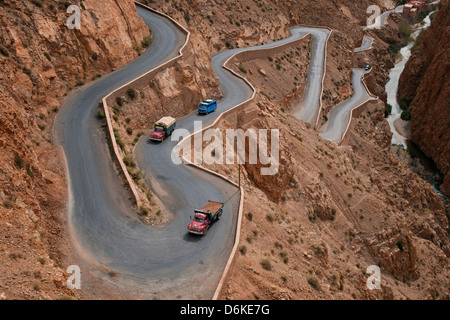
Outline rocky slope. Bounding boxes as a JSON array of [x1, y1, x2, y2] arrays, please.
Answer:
[[127, 0, 449, 299], [201, 78, 449, 301], [398, 0, 450, 196], [1, 0, 448, 300], [0, 0, 149, 299]]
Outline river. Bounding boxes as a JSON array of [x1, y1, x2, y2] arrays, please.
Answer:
[[385, 9, 447, 200], [385, 11, 434, 147]]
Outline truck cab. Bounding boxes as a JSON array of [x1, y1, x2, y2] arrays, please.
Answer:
[[198, 99, 217, 114], [150, 116, 176, 142], [187, 213, 210, 235]]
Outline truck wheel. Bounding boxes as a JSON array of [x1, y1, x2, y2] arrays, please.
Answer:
[[217, 209, 223, 220], [203, 228, 208, 236]]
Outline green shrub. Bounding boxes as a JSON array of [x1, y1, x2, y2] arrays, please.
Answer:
[[401, 110, 411, 121], [307, 277, 321, 291], [399, 20, 412, 38], [26, 165, 34, 179], [14, 154, 25, 169], [385, 103, 392, 118], [260, 259, 272, 271], [141, 37, 152, 48], [91, 73, 102, 80], [117, 139, 125, 151], [239, 246, 247, 255], [127, 88, 136, 99], [399, 98, 412, 110], [97, 110, 105, 119], [123, 156, 135, 167], [132, 170, 142, 181], [32, 282, 41, 291]]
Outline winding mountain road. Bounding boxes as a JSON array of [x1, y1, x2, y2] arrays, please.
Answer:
[[354, 36, 373, 53], [54, 2, 396, 299], [290, 27, 330, 126], [55, 6, 241, 299], [319, 68, 376, 142]]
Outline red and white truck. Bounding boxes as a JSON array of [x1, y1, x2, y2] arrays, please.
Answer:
[[150, 116, 176, 142], [187, 201, 224, 235]]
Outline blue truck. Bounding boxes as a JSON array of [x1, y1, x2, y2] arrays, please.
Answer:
[[198, 99, 217, 114]]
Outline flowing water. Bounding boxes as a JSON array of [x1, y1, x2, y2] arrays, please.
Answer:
[[385, 10, 447, 198], [385, 12, 434, 146]]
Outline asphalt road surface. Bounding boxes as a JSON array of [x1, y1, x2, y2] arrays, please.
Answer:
[[53, 4, 381, 299], [354, 36, 373, 53], [55, 7, 241, 299], [290, 27, 330, 126], [319, 68, 376, 143]]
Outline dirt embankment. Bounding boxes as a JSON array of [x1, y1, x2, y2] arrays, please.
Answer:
[[0, 0, 149, 299], [199, 74, 449, 301], [398, 0, 450, 196]]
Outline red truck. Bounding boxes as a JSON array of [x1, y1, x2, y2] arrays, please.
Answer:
[[187, 201, 224, 235], [150, 116, 176, 142]]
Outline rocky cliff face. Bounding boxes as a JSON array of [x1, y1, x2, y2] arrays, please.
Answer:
[[398, 0, 450, 196], [0, 0, 149, 299]]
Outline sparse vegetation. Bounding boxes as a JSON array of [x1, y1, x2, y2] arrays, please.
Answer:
[[140, 207, 149, 216], [401, 109, 411, 121], [97, 110, 106, 119], [307, 277, 321, 291], [44, 52, 51, 61], [32, 282, 41, 291], [0, 44, 10, 57], [14, 154, 25, 169], [385, 103, 392, 118], [141, 36, 152, 48], [127, 88, 137, 99], [260, 259, 272, 271]]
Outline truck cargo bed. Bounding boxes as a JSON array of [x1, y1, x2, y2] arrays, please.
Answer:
[[198, 201, 223, 214]]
